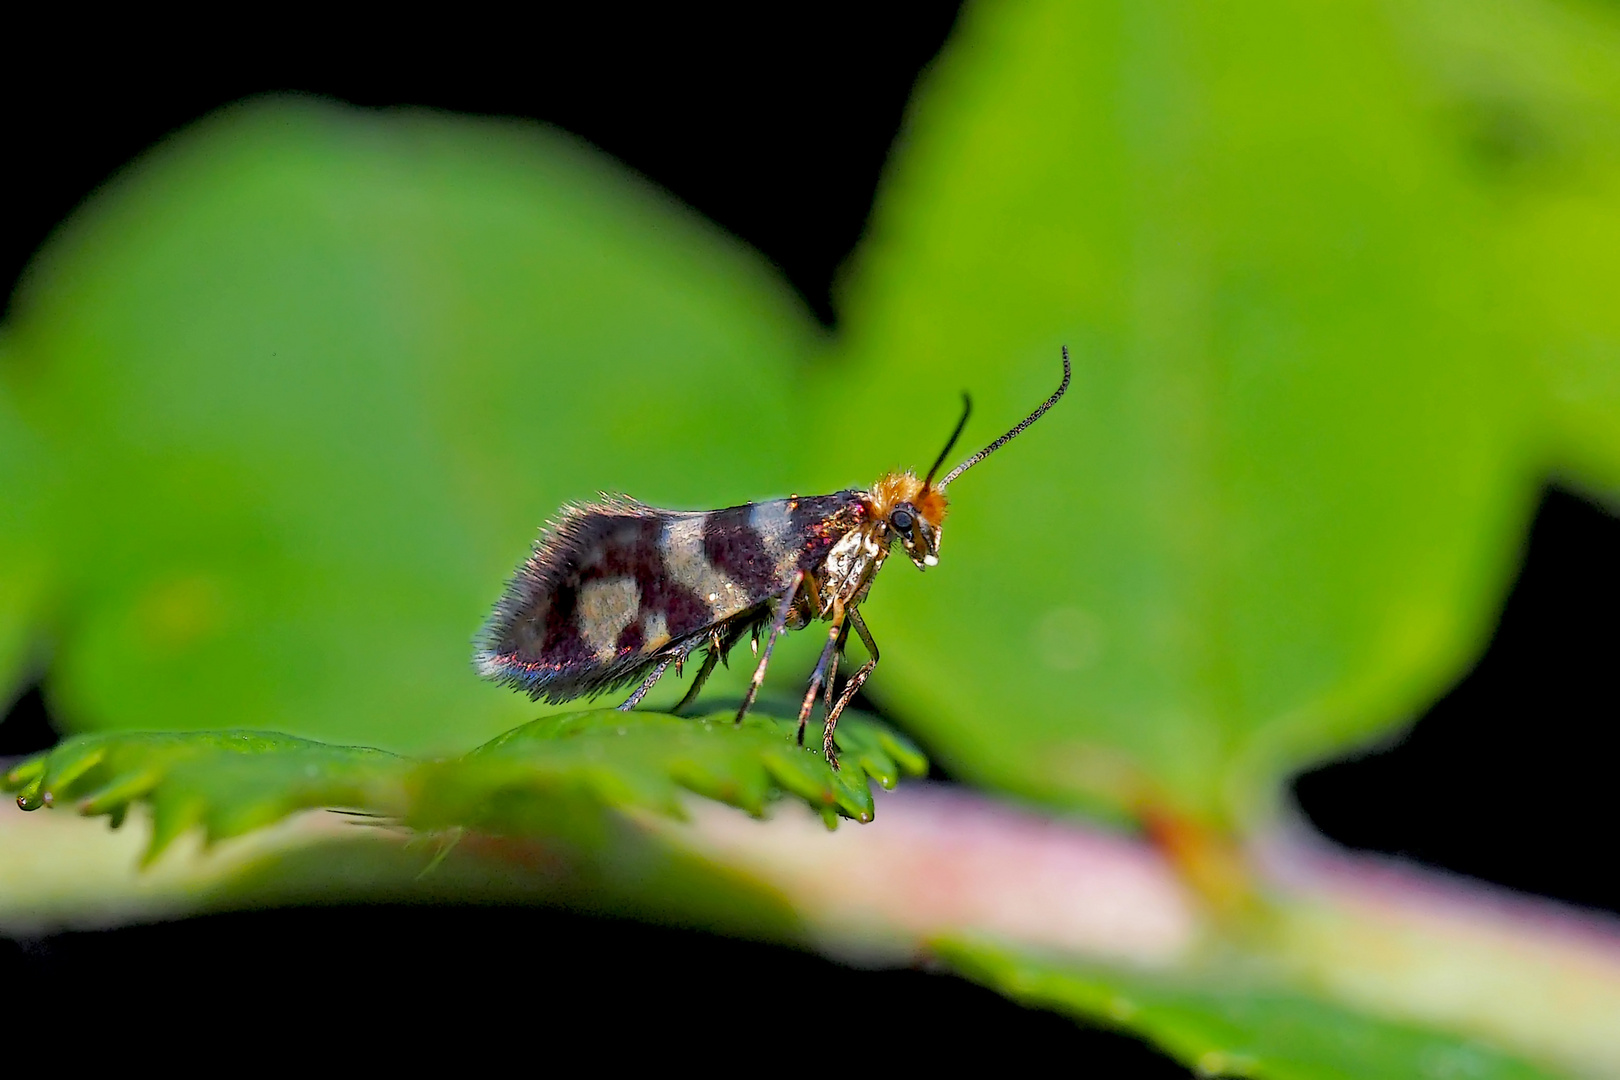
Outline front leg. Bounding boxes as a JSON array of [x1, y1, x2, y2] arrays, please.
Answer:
[[824, 618, 852, 710], [824, 606, 879, 768], [671, 646, 721, 714], [796, 600, 846, 747]]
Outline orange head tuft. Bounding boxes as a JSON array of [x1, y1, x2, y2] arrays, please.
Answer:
[[913, 484, 948, 527], [868, 471, 924, 517], [866, 470, 948, 570]]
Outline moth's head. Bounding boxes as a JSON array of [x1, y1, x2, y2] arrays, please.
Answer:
[[889, 492, 948, 570], [868, 472, 948, 570]]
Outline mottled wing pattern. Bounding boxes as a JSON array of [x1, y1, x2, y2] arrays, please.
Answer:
[[475, 491, 866, 702]]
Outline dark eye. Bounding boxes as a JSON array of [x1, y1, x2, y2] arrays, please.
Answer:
[[891, 508, 915, 534]]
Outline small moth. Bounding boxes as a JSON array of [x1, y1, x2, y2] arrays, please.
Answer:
[[476, 347, 1071, 768]]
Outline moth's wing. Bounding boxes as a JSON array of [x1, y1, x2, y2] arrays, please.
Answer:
[[662, 491, 871, 618], [475, 492, 863, 703], [476, 496, 674, 701]]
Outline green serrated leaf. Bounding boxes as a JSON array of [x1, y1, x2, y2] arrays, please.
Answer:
[[1, 710, 925, 863], [2, 729, 410, 862], [76, 770, 162, 816], [410, 709, 910, 836]]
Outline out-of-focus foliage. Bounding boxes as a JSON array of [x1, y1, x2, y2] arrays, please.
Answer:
[[823, 0, 1620, 824], [3, 710, 924, 861], [0, 99, 819, 754], [938, 939, 1557, 1079], [0, 388, 50, 701]]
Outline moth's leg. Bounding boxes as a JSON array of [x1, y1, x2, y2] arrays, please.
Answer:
[[824, 607, 880, 768], [801, 572, 824, 618], [736, 572, 804, 726], [824, 619, 852, 710], [714, 621, 750, 670], [797, 601, 846, 747], [617, 656, 674, 712], [672, 641, 724, 714]]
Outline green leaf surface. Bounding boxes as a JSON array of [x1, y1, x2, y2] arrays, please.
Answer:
[[3, 709, 926, 862], [820, 0, 1620, 824], [938, 939, 1560, 1080]]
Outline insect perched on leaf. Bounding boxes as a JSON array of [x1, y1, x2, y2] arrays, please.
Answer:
[[476, 348, 1071, 768]]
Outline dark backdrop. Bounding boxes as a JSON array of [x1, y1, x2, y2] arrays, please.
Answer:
[[2, 9, 1615, 1064]]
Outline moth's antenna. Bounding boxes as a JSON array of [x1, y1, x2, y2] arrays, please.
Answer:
[[936, 345, 1070, 492], [923, 393, 973, 489]]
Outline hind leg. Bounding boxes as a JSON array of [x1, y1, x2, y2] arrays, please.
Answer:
[[672, 645, 722, 713], [823, 607, 879, 768], [617, 656, 674, 711], [797, 601, 846, 747]]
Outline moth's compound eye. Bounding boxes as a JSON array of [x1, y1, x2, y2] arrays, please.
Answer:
[[891, 508, 915, 536]]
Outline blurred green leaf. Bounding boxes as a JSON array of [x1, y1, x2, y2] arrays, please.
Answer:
[[3, 709, 925, 862], [822, 0, 1620, 825], [1393, 0, 1620, 493], [0, 96, 819, 754], [938, 939, 1559, 1079], [0, 379, 53, 700]]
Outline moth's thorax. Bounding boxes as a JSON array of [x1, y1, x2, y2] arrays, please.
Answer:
[[817, 520, 891, 614]]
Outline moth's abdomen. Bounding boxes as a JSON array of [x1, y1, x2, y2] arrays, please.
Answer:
[[474, 493, 862, 702]]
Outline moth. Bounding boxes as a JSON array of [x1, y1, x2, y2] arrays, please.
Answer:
[[476, 348, 1070, 768]]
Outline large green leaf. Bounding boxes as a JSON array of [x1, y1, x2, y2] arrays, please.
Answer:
[[1385, 0, 1620, 495], [823, 0, 1620, 825], [0, 97, 823, 753]]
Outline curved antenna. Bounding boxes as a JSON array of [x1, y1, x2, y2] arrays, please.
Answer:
[[923, 393, 973, 488], [936, 346, 1070, 492]]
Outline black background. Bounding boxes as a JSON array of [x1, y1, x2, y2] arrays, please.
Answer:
[[3, 8, 1615, 1066]]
